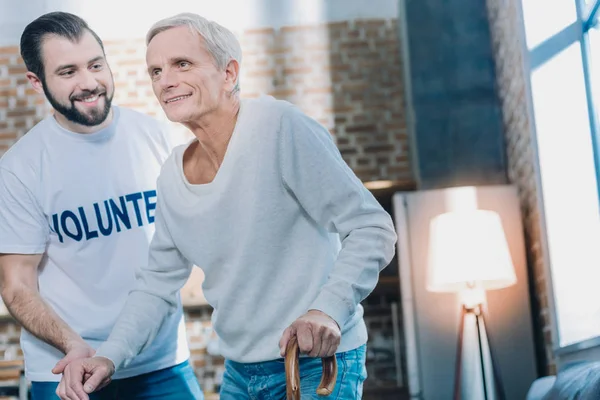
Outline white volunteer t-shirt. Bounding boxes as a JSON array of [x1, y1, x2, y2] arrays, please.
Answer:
[[0, 106, 190, 382]]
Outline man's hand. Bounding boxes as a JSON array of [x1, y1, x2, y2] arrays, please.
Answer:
[[279, 309, 341, 358], [56, 356, 115, 400], [52, 341, 95, 375]]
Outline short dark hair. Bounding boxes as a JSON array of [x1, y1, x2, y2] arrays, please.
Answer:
[[20, 12, 105, 81]]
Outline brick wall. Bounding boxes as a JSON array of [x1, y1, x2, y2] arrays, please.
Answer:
[[0, 47, 51, 155], [486, 0, 554, 375], [0, 19, 411, 181], [107, 20, 410, 181], [0, 18, 410, 395]]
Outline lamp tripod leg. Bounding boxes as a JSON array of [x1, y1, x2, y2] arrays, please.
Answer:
[[453, 305, 467, 400], [476, 311, 489, 400], [480, 307, 507, 400]]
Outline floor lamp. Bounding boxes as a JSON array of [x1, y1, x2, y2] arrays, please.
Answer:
[[427, 209, 517, 400]]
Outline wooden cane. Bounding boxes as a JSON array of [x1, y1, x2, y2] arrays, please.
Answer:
[[285, 336, 338, 399]]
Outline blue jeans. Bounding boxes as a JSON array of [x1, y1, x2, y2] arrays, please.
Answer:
[[220, 345, 367, 399], [30, 360, 203, 400]]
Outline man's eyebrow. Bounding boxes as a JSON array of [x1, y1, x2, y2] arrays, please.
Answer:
[[54, 63, 76, 74], [147, 64, 159, 74], [54, 56, 104, 74], [147, 56, 193, 74], [87, 56, 104, 65]]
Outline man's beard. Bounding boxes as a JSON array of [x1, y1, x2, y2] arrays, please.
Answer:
[[42, 80, 113, 127]]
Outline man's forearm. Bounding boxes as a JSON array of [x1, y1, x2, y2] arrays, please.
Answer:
[[95, 289, 174, 370], [2, 285, 84, 354]]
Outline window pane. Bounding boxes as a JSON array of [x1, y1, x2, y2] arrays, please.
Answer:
[[521, 0, 578, 49], [587, 26, 600, 116], [530, 42, 600, 347], [584, 0, 600, 26]]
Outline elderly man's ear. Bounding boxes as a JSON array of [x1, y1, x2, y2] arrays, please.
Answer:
[[224, 59, 240, 93]]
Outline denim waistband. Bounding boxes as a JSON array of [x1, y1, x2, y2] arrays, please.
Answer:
[[225, 344, 366, 376]]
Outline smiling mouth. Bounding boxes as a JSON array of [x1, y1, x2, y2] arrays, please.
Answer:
[[74, 93, 104, 103], [165, 94, 191, 104]]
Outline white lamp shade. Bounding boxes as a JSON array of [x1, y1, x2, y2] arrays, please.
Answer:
[[427, 209, 517, 292]]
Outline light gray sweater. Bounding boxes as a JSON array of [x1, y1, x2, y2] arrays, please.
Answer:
[[96, 96, 397, 367]]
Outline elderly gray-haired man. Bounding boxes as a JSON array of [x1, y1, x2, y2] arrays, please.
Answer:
[[58, 12, 397, 400]]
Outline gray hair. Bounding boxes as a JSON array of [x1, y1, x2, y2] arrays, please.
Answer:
[[146, 13, 242, 94]]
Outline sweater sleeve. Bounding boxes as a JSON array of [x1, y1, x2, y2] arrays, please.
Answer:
[[95, 190, 193, 369], [278, 105, 398, 328]]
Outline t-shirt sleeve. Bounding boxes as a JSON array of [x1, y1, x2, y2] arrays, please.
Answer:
[[0, 167, 49, 254]]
